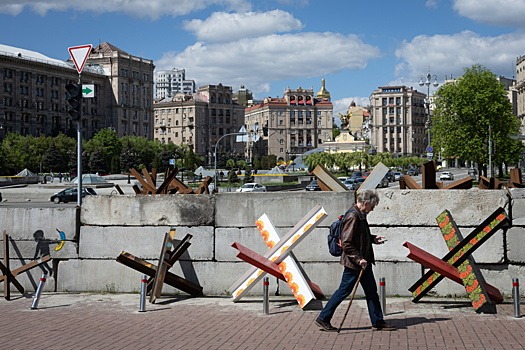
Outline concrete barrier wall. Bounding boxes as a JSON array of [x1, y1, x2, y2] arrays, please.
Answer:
[[1, 188, 524, 299]]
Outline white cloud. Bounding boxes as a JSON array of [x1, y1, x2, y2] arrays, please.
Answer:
[[453, 0, 525, 28], [426, 0, 439, 9], [0, 0, 252, 19], [184, 10, 303, 42], [156, 32, 380, 95], [394, 30, 525, 84]]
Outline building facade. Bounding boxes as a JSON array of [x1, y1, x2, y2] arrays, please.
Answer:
[[369, 86, 427, 156], [244, 81, 333, 161], [87, 43, 155, 138], [155, 68, 196, 100], [0, 44, 111, 140], [153, 84, 246, 164], [516, 56, 525, 135], [0, 42, 154, 141]]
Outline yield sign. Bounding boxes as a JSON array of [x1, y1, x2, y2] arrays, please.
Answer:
[[68, 44, 92, 74]]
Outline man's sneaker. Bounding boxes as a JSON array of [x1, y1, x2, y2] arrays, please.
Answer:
[[372, 320, 396, 331], [315, 318, 337, 332]]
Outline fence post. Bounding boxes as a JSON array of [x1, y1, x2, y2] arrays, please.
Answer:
[[31, 273, 47, 310]]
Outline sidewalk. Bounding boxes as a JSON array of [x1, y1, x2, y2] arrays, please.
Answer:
[[1, 293, 524, 350]]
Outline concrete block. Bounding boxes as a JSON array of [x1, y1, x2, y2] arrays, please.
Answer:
[[0, 259, 57, 293], [370, 189, 508, 226], [507, 226, 525, 263], [0, 207, 76, 240], [215, 192, 354, 228], [508, 188, 525, 226], [79, 226, 214, 260], [215, 227, 268, 262], [0, 238, 77, 260], [81, 195, 215, 226]]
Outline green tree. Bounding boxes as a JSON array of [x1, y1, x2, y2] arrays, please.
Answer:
[[432, 64, 523, 176], [84, 128, 122, 173]]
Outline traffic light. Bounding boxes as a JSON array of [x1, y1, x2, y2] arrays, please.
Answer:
[[65, 83, 82, 120]]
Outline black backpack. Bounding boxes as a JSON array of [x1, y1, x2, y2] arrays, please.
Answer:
[[328, 208, 355, 257]]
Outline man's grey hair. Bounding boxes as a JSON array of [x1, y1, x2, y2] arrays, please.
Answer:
[[356, 190, 380, 207]]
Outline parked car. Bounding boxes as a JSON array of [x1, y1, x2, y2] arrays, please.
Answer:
[[351, 177, 366, 190], [50, 187, 97, 204], [385, 170, 395, 182], [337, 176, 349, 183], [468, 168, 477, 177], [236, 183, 267, 192], [393, 172, 402, 181], [407, 169, 419, 176], [305, 180, 321, 191], [350, 171, 363, 179], [343, 178, 357, 190], [440, 172, 454, 181], [362, 171, 371, 178], [377, 176, 389, 188]]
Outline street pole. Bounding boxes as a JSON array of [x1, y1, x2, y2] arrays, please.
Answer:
[[76, 73, 83, 207], [419, 72, 439, 155], [213, 132, 247, 191]]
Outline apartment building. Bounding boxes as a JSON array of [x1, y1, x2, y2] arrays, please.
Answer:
[[0, 44, 109, 139], [516, 55, 525, 135], [244, 79, 334, 161], [0, 42, 154, 140], [87, 42, 155, 138], [153, 84, 246, 164], [155, 68, 195, 100], [369, 86, 427, 156]]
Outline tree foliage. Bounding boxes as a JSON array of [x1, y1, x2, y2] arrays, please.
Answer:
[[432, 64, 523, 175]]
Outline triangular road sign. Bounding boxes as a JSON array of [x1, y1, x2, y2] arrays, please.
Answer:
[[68, 44, 93, 74]]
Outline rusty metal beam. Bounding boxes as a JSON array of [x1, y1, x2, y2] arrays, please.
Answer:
[[422, 161, 438, 189], [442, 177, 473, 189], [400, 175, 421, 189]]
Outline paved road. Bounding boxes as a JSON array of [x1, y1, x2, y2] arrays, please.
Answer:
[[1, 293, 524, 350]]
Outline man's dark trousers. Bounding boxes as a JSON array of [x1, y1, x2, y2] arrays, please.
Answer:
[[318, 265, 383, 326]]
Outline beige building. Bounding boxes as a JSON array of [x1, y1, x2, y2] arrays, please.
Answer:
[[244, 80, 334, 161], [369, 86, 427, 156], [87, 43, 155, 138], [0, 44, 109, 139], [323, 130, 368, 154], [153, 84, 246, 164], [0, 42, 154, 140], [516, 55, 525, 134], [339, 101, 370, 140]]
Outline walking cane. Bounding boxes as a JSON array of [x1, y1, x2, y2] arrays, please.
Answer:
[[337, 268, 364, 333]]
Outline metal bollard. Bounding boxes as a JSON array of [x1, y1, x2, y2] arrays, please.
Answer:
[[379, 277, 386, 316], [513, 278, 520, 318], [31, 273, 47, 310], [263, 277, 269, 315], [139, 274, 147, 312]]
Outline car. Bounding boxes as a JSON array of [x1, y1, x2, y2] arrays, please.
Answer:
[[351, 177, 366, 190], [50, 187, 97, 203], [343, 178, 357, 189], [362, 171, 371, 178], [236, 183, 267, 192], [305, 180, 321, 191], [350, 171, 363, 179], [407, 169, 419, 176], [337, 176, 349, 183], [468, 168, 477, 177], [393, 172, 402, 181], [440, 171, 454, 181], [377, 176, 389, 188], [385, 170, 395, 182]]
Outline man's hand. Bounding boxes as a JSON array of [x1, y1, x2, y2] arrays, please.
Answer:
[[358, 259, 367, 269], [374, 236, 387, 244]]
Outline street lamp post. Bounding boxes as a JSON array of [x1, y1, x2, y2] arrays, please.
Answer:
[[213, 132, 247, 191], [419, 71, 439, 155]]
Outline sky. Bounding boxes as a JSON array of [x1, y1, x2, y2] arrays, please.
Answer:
[[1, 0, 525, 119]]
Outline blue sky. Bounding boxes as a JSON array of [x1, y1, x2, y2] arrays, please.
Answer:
[[1, 0, 525, 118]]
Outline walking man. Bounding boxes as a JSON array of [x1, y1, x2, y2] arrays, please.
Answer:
[[315, 190, 396, 332]]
